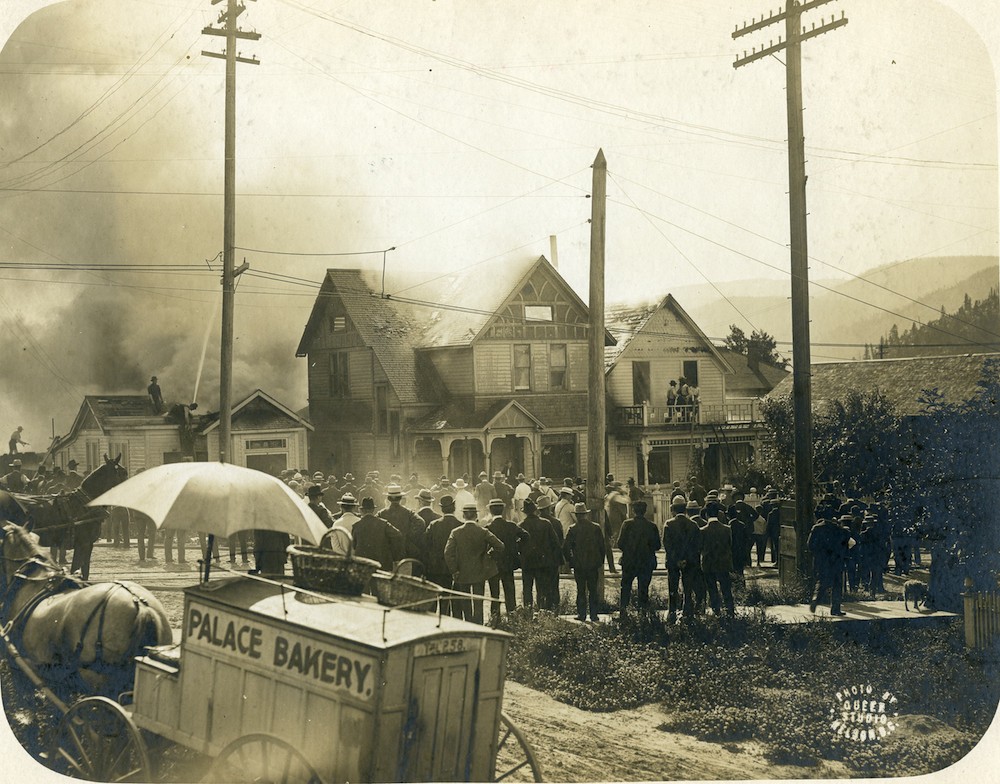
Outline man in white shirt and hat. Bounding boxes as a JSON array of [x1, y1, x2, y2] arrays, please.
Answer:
[[333, 493, 362, 534], [452, 477, 476, 516], [512, 474, 531, 522], [554, 485, 577, 538]]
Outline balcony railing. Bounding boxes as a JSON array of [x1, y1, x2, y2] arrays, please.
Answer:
[[613, 399, 762, 428]]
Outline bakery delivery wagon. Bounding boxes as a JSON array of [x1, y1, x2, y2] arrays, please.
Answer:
[[122, 577, 539, 782]]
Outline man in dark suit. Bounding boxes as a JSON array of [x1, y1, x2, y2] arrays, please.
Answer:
[[808, 512, 852, 616], [662, 495, 702, 622], [424, 495, 463, 616], [445, 504, 505, 624], [563, 503, 605, 622], [352, 496, 402, 571], [379, 483, 427, 571], [414, 488, 441, 527], [485, 498, 526, 625], [517, 499, 561, 613], [616, 500, 660, 611], [700, 501, 735, 617]]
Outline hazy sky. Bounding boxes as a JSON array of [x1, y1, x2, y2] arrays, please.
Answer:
[[0, 0, 996, 452]]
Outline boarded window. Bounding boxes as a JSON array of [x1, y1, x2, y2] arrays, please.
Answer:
[[513, 345, 532, 391], [329, 315, 347, 332], [550, 343, 567, 389], [329, 352, 350, 397]]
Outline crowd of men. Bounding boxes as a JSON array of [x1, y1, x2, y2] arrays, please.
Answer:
[[2, 456, 915, 622]]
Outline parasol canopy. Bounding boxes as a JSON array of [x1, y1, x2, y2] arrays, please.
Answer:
[[88, 461, 326, 545]]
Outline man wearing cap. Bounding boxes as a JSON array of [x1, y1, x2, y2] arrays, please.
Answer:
[[603, 480, 629, 575], [663, 495, 702, 622], [352, 497, 402, 571], [1, 459, 26, 492], [687, 476, 707, 506], [423, 495, 464, 616], [563, 504, 605, 622], [445, 504, 505, 625], [616, 500, 660, 611], [485, 498, 526, 625], [700, 500, 736, 617], [306, 485, 337, 529], [518, 498, 561, 613], [473, 471, 495, 521], [380, 484, 427, 568], [807, 512, 852, 616]]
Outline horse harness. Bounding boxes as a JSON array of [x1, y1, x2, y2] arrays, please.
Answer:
[[1, 557, 154, 670]]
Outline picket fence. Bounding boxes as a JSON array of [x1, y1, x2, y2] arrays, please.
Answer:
[[963, 579, 1000, 650]]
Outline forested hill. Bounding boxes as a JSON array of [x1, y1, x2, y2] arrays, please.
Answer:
[[869, 289, 1000, 359]]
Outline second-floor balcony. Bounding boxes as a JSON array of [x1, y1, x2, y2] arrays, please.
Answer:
[[613, 398, 763, 429]]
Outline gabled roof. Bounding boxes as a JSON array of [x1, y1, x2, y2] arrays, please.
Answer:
[[604, 294, 734, 373], [50, 395, 175, 454], [402, 255, 615, 349], [767, 353, 1000, 417], [716, 347, 789, 396], [295, 269, 425, 403], [295, 257, 615, 403], [200, 389, 314, 434]]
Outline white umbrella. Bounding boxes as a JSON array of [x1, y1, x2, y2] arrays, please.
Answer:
[[88, 462, 327, 579]]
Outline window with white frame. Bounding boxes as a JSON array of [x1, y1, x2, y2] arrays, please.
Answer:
[[513, 344, 532, 391]]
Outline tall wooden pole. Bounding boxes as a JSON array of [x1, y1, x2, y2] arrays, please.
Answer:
[[588, 150, 608, 598], [733, 0, 847, 579], [218, 0, 237, 465], [784, 1, 816, 566]]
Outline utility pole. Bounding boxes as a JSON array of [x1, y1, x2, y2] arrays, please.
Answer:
[[202, 0, 259, 465], [733, 1, 847, 580], [588, 150, 607, 600]]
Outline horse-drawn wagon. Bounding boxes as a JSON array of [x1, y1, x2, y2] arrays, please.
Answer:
[[40, 573, 541, 783], [1, 462, 542, 782]]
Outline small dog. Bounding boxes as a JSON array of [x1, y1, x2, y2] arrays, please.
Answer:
[[903, 580, 929, 612]]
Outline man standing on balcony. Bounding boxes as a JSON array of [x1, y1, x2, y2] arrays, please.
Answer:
[[666, 380, 678, 422]]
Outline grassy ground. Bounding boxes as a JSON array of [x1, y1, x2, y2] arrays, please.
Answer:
[[500, 606, 998, 777]]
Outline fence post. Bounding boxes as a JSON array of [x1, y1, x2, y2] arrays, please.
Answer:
[[962, 577, 977, 649]]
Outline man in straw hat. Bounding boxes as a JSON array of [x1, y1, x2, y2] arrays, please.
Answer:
[[563, 503, 605, 622], [380, 484, 427, 569]]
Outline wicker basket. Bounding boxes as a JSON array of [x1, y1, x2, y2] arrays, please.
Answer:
[[287, 545, 381, 596], [371, 570, 440, 613]]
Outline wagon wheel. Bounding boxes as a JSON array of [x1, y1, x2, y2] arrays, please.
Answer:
[[205, 733, 325, 784], [46, 696, 152, 782], [494, 712, 543, 782]]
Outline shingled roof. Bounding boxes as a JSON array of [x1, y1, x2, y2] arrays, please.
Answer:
[[604, 294, 733, 373], [767, 353, 1000, 416], [296, 269, 426, 403], [716, 347, 789, 397]]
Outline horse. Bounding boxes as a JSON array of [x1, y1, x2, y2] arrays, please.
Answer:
[[0, 455, 128, 579], [0, 520, 173, 700]]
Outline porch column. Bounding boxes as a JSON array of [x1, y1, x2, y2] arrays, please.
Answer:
[[641, 439, 651, 486]]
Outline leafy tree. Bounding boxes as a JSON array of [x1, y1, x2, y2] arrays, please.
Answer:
[[723, 324, 787, 369], [758, 389, 905, 497], [901, 359, 1000, 607]]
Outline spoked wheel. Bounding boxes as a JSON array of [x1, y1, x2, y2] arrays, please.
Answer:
[[205, 733, 325, 784], [494, 712, 543, 782], [46, 696, 152, 782]]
